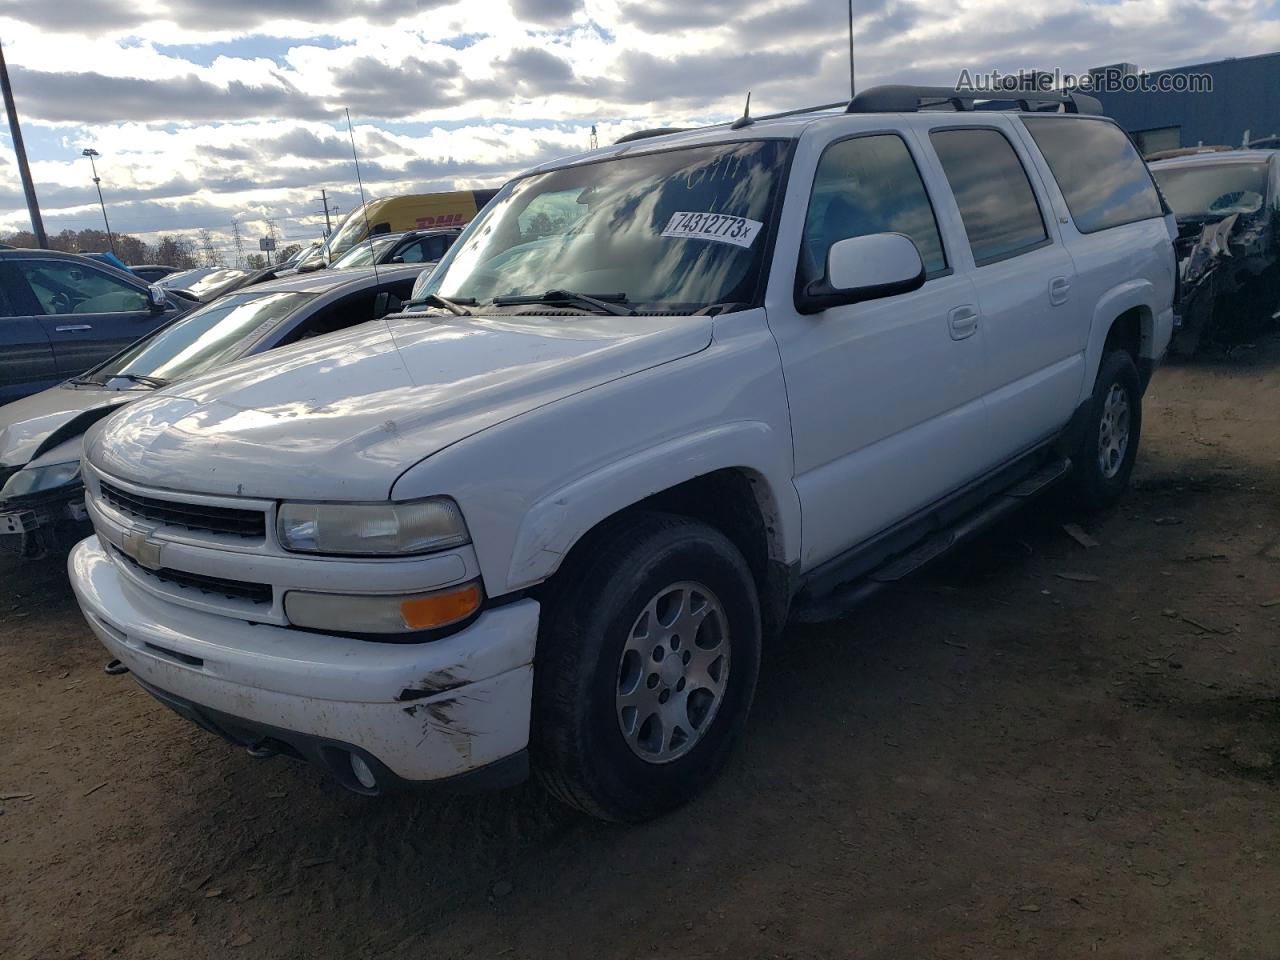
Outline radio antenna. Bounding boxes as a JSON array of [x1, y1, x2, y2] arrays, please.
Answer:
[[345, 107, 382, 297], [847, 0, 856, 98]]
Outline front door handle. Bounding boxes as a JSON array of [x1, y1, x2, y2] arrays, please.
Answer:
[[947, 305, 979, 340], [54, 324, 93, 332], [1049, 276, 1071, 306]]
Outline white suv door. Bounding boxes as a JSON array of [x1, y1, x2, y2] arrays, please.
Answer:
[[922, 120, 1089, 460], [765, 129, 990, 570]]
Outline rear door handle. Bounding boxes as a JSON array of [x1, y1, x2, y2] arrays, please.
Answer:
[[54, 324, 93, 332], [1049, 276, 1071, 305], [947, 305, 979, 340]]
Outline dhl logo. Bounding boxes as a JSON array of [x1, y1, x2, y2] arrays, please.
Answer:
[[415, 212, 467, 228]]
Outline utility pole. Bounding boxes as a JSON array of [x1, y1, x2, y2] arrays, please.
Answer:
[[265, 218, 279, 266], [81, 148, 116, 256], [230, 219, 245, 269], [319, 189, 333, 236], [0, 39, 47, 247]]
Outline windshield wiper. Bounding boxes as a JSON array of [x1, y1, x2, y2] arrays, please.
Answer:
[[401, 292, 476, 316], [113, 373, 170, 388], [493, 289, 636, 317], [69, 376, 105, 387]]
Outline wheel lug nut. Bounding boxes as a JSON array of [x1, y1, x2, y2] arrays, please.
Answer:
[[647, 673, 659, 689], [676, 678, 686, 692], [682, 651, 691, 665], [658, 689, 670, 704], [652, 647, 664, 662]]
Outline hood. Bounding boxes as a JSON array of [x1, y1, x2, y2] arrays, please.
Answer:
[[87, 311, 713, 500], [0, 384, 136, 470]]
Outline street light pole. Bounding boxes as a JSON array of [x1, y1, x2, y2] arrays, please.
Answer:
[[0, 39, 47, 247], [81, 148, 116, 256]]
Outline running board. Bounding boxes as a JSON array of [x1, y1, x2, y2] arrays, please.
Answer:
[[792, 458, 1071, 623]]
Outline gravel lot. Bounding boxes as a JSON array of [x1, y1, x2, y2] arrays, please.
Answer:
[[3, 333, 1279, 960]]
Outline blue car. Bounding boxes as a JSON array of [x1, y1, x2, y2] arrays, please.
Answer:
[[0, 249, 191, 406]]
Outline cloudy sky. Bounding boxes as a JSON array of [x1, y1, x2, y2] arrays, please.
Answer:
[[1, 0, 1277, 262]]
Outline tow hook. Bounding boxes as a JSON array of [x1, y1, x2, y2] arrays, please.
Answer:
[[103, 658, 129, 676], [245, 739, 282, 760]]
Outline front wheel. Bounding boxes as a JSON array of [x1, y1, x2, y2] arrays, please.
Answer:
[[532, 513, 762, 822], [1068, 348, 1143, 511]]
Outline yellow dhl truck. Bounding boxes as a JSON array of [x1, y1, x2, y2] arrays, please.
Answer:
[[307, 189, 499, 267]]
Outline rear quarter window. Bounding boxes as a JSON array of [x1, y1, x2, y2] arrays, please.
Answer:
[[1023, 117, 1165, 234]]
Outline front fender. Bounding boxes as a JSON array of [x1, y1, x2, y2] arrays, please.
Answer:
[[506, 421, 799, 591]]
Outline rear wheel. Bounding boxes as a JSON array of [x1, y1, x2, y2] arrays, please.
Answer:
[[532, 513, 761, 822], [1068, 349, 1143, 511]]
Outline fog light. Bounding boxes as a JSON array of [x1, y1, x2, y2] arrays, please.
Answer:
[[350, 753, 377, 789]]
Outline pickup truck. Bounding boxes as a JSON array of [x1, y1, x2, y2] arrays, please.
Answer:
[[68, 86, 1177, 822]]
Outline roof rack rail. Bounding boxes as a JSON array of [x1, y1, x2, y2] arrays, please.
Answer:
[[846, 84, 1103, 116], [614, 101, 849, 145], [614, 127, 690, 144]]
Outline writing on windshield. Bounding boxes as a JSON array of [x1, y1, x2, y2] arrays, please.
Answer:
[[423, 140, 790, 313]]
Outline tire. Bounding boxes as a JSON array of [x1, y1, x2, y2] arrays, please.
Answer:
[[532, 512, 762, 822], [1068, 349, 1143, 511]]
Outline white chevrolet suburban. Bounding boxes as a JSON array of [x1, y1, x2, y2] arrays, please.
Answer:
[[69, 86, 1176, 822]]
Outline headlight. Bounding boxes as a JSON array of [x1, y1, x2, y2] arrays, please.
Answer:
[[277, 497, 469, 555], [1, 460, 81, 499], [285, 580, 482, 634]]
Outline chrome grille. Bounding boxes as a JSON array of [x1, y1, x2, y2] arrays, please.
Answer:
[[99, 480, 266, 539]]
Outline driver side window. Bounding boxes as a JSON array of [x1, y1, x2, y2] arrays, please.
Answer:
[[802, 134, 947, 283], [17, 259, 148, 315]]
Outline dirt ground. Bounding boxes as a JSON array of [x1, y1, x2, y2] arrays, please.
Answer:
[[3, 333, 1279, 960]]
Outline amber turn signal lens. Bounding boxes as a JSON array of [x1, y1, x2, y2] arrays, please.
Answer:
[[400, 582, 482, 630]]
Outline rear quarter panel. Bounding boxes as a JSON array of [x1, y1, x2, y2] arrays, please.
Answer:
[[1012, 120, 1176, 400]]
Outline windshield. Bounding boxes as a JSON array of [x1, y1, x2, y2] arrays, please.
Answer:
[[295, 243, 329, 271], [421, 140, 790, 312], [1153, 161, 1270, 218], [85, 291, 316, 385], [331, 233, 399, 269], [324, 203, 375, 261]]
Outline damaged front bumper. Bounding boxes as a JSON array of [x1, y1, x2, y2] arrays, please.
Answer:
[[69, 535, 539, 792], [0, 486, 90, 555]]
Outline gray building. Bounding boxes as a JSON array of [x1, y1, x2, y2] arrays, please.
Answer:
[[1090, 51, 1280, 154]]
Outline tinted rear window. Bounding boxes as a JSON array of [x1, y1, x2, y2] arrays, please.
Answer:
[[930, 128, 1048, 265], [1023, 117, 1165, 233]]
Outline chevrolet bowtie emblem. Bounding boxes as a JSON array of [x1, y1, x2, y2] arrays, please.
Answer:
[[120, 529, 163, 570]]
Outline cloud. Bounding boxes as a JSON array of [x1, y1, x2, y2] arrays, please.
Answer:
[[10, 67, 328, 123], [261, 127, 353, 160], [2, 0, 1279, 266], [616, 0, 742, 33], [0, 0, 452, 33], [330, 55, 465, 117], [0, 0, 141, 33], [611, 46, 824, 104], [510, 0, 582, 26]]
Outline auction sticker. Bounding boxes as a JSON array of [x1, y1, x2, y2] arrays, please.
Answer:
[[661, 212, 763, 248]]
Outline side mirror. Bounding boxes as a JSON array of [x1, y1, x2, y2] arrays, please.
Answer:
[[146, 284, 168, 312], [374, 291, 403, 319], [389, 255, 405, 264], [796, 232, 925, 315]]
